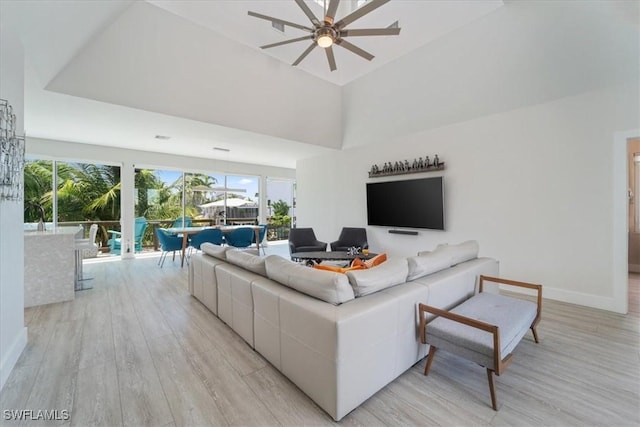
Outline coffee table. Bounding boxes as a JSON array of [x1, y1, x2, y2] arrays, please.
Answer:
[[291, 251, 378, 265]]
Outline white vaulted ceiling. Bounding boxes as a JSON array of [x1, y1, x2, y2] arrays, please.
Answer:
[[0, 0, 504, 168], [1, 1, 637, 168]]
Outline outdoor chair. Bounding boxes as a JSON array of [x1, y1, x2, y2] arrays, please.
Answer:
[[330, 227, 369, 252], [288, 227, 327, 259], [156, 228, 184, 267], [108, 217, 148, 255]]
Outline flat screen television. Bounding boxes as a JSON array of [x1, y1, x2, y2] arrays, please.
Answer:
[[366, 177, 444, 230]]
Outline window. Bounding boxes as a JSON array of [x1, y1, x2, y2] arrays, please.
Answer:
[[266, 178, 296, 240], [24, 158, 121, 248], [135, 169, 260, 227], [24, 158, 53, 223]]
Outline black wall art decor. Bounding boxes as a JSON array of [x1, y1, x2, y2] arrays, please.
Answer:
[[368, 155, 444, 178]]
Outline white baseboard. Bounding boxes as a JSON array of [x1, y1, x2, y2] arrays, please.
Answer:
[[0, 326, 28, 391], [499, 285, 624, 314], [629, 264, 640, 273], [540, 287, 624, 313]]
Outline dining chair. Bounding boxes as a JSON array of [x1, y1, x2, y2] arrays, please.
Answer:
[[172, 216, 193, 228], [156, 227, 184, 267], [252, 224, 268, 255], [224, 227, 255, 249], [188, 228, 224, 258]]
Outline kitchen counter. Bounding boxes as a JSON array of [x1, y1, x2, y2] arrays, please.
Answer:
[[24, 226, 81, 307]]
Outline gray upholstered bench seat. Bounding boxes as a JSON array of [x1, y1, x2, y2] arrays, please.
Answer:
[[419, 275, 542, 410], [426, 292, 537, 370]]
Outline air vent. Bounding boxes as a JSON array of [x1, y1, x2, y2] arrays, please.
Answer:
[[213, 147, 230, 152], [388, 21, 399, 29], [154, 135, 171, 140], [272, 21, 285, 32]]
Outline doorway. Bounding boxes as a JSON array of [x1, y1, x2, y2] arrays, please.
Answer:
[[627, 137, 640, 272], [627, 137, 640, 314]]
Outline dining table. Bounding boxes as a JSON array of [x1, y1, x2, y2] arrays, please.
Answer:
[[165, 225, 263, 267]]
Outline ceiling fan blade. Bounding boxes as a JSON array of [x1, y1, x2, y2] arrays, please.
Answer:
[[294, 0, 321, 27], [325, 46, 337, 71], [335, 39, 374, 61], [261, 35, 313, 49], [292, 43, 317, 66], [324, 0, 340, 25], [248, 11, 313, 32], [335, 0, 390, 29], [341, 27, 401, 37]]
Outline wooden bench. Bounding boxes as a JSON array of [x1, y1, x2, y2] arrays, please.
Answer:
[[418, 275, 542, 410]]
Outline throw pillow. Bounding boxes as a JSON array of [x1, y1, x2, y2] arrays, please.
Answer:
[[314, 264, 366, 274], [351, 257, 366, 268], [364, 253, 387, 268]]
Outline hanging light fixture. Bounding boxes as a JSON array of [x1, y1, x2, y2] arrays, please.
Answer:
[[315, 27, 337, 48]]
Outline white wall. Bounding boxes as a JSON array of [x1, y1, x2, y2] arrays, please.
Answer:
[[341, 1, 639, 150], [0, 23, 27, 391], [297, 82, 639, 313]]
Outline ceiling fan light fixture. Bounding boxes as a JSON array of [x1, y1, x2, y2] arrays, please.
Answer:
[[249, 0, 401, 71], [316, 27, 336, 48]]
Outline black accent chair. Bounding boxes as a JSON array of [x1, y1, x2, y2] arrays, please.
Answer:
[[330, 227, 369, 252], [288, 228, 327, 258]]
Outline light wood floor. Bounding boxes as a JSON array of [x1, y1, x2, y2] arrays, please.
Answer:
[[1, 256, 639, 426]]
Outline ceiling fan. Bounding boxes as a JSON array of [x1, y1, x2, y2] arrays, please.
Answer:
[[248, 0, 401, 72]]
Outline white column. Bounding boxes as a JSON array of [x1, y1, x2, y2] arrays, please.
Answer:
[[259, 175, 267, 224], [120, 161, 135, 259], [0, 22, 27, 391]]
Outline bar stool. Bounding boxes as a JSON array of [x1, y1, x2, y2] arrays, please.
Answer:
[[74, 225, 96, 291]]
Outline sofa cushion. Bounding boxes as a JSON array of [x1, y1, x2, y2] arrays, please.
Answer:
[[201, 242, 230, 260], [346, 258, 409, 297], [225, 249, 267, 277], [265, 255, 355, 305], [418, 240, 479, 266], [407, 249, 452, 281]]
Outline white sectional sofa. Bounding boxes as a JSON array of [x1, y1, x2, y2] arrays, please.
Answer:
[[188, 241, 498, 421]]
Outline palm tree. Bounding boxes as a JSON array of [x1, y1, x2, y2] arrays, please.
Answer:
[[54, 162, 121, 222], [23, 160, 53, 222], [169, 173, 219, 218]]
